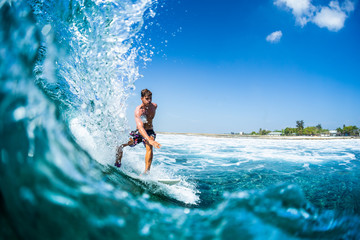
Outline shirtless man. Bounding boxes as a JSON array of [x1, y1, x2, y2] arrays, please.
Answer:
[[115, 89, 161, 174]]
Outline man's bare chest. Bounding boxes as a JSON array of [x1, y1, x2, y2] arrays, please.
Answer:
[[140, 108, 155, 121]]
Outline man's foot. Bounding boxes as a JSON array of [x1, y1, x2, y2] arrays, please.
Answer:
[[139, 171, 149, 177], [114, 162, 121, 168]]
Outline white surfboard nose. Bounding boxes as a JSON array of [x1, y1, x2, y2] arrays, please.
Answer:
[[157, 179, 181, 185]]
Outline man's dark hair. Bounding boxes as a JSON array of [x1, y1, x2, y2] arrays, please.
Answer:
[[141, 89, 152, 98]]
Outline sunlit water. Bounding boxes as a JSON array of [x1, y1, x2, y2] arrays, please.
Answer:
[[1, 0, 360, 239]]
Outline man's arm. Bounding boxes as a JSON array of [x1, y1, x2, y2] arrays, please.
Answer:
[[135, 108, 161, 148], [153, 103, 158, 118]]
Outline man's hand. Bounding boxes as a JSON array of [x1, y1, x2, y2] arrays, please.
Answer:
[[149, 139, 161, 149]]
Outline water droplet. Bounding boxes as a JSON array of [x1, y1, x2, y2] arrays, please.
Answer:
[[13, 107, 26, 121], [140, 224, 151, 236], [41, 24, 52, 36]]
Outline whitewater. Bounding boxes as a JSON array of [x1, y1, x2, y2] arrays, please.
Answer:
[[1, 0, 360, 239]]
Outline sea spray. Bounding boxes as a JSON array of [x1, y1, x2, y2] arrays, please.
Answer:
[[29, 0, 157, 163]]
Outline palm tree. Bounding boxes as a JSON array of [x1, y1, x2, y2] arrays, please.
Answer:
[[296, 120, 304, 135]]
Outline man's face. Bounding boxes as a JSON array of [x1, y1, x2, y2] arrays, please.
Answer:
[[141, 95, 152, 106]]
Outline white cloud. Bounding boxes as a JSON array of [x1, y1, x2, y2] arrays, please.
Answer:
[[342, 0, 355, 12], [274, 0, 356, 31], [266, 30, 283, 43], [312, 5, 346, 31], [274, 0, 315, 26], [312, 0, 355, 31]]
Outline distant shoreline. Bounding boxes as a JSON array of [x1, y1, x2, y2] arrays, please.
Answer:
[[157, 132, 360, 140]]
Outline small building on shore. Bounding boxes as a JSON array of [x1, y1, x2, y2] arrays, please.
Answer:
[[268, 131, 282, 136], [329, 130, 337, 136]]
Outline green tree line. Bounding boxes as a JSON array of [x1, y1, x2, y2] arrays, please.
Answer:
[[250, 121, 359, 136], [336, 125, 359, 136], [284, 121, 359, 136]]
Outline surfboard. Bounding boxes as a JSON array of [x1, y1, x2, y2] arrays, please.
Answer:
[[157, 179, 181, 185], [110, 165, 181, 186]]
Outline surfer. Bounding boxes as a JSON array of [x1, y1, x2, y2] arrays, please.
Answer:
[[115, 89, 161, 174]]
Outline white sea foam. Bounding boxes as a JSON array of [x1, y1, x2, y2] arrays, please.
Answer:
[[120, 145, 200, 205], [155, 134, 359, 166], [83, 133, 358, 205]]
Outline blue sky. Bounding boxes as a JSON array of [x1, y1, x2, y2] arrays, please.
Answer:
[[127, 0, 360, 134]]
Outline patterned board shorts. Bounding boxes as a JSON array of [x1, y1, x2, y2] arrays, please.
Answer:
[[129, 129, 156, 147]]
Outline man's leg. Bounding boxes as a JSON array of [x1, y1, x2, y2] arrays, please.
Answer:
[[115, 138, 134, 167], [144, 137, 154, 173]]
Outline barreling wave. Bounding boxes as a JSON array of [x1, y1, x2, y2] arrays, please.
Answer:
[[28, 0, 158, 162], [1, 0, 360, 239]]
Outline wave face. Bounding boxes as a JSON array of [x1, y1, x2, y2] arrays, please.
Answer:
[[28, 0, 157, 162], [1, 1, 360, 239]]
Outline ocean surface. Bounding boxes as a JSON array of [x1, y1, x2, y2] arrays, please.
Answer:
[[1, 0, 360, 239]]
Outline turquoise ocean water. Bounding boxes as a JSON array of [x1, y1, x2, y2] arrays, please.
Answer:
[[1, 0, 360, 239]]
